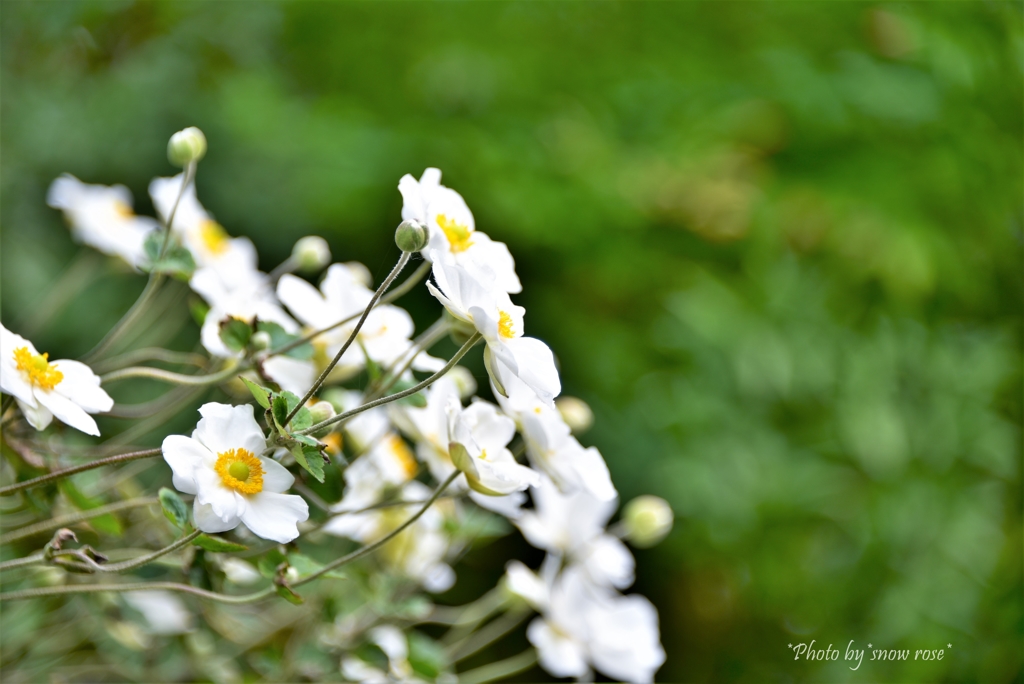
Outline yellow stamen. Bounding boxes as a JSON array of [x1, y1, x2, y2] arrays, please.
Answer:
[[498, 311, 516, 339], [389, 435, 418, 479], [13, 347, 63, 390], [215, 448, 263, 494], [199, 219, 230, 255], [112, 200, 135, 219], [436, 214, 474, 253], [322, 432, 343, 456]]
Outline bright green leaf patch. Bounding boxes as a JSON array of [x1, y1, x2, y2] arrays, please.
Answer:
[[158, 487, 189, 529], [193, 534, 248, 552]]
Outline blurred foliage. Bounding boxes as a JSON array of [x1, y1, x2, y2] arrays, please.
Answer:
[[1, 2, 1021, 682]]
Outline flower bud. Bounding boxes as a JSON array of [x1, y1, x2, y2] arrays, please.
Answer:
[[556, 396, 594, 434], [292, 236, 331, 273], [395, 219, 428, 252], [621, 495, 673, 548], [446, 365, 477, 400], [167, 126, 207, 167], [308, 400, 335, 426], [250, 330, 272, 351]]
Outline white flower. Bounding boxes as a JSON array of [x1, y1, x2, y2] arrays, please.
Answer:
[[277, 264, 443, 381], [149, 174, 257, 273], [122, 591, 193, 635], [517, 476, 633, 589], [332, 432, 420, 514], [46, 175, 160, 268], [399, 168, 521, 293], [447, 397, 539, 496], [161, 403, 309, 543], [218, 557, 262, 585], [427, 260, 560, 405], [0, 324, 113, 436]]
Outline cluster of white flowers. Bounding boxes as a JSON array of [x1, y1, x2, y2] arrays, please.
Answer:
[[1, 130, 672, 682]]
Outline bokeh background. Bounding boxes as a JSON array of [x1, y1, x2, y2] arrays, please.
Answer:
[[2, 2, 1022, 682]]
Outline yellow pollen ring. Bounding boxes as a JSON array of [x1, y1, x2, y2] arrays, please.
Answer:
[[215, 448, 264, 494], [199, 219, 230, 255], [498, 311, 516, 339], [435, 214, 474, 253], [13, 347, 63, 390]]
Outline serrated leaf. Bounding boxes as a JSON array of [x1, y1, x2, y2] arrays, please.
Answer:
[[158, 488, 189, 529], [194, 534, 248, 552], [272, 391, 300, 430], [290, 442, 325, 483], [275, 584, 304, 604], [257, 321, 314, 360], [240, 377, 272, 409], [219, 317, 253, 353]]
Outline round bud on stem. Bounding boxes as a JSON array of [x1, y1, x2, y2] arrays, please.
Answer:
[[250, 331, 272, 351], [308, 400, 335, 425], [621, 495, 674, 548], [292, 236, 331, 273], [395, 219, 428, 252], [556, 396, 594, 434], [167, 127, 207, 167]]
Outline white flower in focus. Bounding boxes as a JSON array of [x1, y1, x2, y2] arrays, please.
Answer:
[[399, 167, 522, 293], [427, 261, 560, 405], [447, 398, 539, 496], [0, 324, 113, 436], [123, 591, 193, 635], [161, 403, 309, 543], [149, 174, 257, 272], [47, 175, 160, 268]]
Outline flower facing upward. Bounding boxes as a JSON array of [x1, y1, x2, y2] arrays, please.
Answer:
[[0, 324, 113, 436], [161, 403, 308, 543]]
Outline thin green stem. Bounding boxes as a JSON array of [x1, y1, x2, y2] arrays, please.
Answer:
[[456, 648, 538, 684], [158, 162, 195, 258], [0, 553, 44, 571], [0, 582, 275, 604], [265, 258, 431, 359], [0, 448, 162, 497], [285, 251, 412, 425], [449, 607, 532, 663], [50, 530, 201, 573], [298, 333, 482, 436], [100, 363, 242, 386], [91, 348, 207, 374], [0, 497, 160, 544], [294, 470, 460, 587]]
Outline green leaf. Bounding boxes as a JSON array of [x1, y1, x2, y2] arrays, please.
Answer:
[[257, 548, 287, 579], [188, 296, 210, 327], [142, 231, 163, 262], [60, 481, 122, 536], [257, 321, 314, 360], [385, 377, 427, 407], [158, 487, 189, 529], [240, 377, 272, 409], [271, 391, 299, 430], [193, 534, 248, 552], [275, 583, 304, 604], [290, 442, 326, 483], [288, 552, 346, 580], [219, 317, 253, 353]]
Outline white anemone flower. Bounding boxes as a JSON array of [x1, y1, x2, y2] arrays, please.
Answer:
[[47, 175, 160, 268], [0, 324, 113, 436], [161, 403, 309, 543], [398, 167, 521, 294], [277, 264, 444, 381], [427, 261, 560, 405], [447, 397, 539, 496], [149, 174, 257, 273]]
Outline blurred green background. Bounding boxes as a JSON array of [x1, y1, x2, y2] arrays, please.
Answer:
[[1, 1, 1021, 682]]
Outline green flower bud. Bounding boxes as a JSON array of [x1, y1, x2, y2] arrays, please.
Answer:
[[250, 331, 272, 351], [621, 495, 673, 548], [395, 219, 428, 252], [167, 126, 207, 167], [308, 400, 336, 426], [555, 396, 594, 434], [292, 236, 331, 273]]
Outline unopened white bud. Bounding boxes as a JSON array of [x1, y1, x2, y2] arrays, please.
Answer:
[[622, 495, 673, 548], [446, 365, 477, 400], [292, 236, 331, 273], [250, 331, 272, 351], [395, 219, 428, 252], [167, 126, 207, 167], [556, 396, 594, 434]]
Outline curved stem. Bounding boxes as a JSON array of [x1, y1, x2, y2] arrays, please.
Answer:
[[284, 251, 411, 425], [0, 553, 44, 571], [265, 259, 431, 359], [0, 582, 275, 604], [294, 470, 459, 587], [51, 530, 201, 573], [100, 363, 242, 386], [449, 607, 531, 663], [92, 348, 207, 374], [0, 448, 162, 497], [298, 333, 481, 436], [0, 497, 160, 545], [456, 648, 538, 684]]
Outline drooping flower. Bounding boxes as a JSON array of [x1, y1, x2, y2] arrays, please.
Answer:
[[161, 403, 308, 543], [447, 396, 539, 496], [46, 175, 160, 268], [398, 168, 521, 294], [427, 260, 560, 405], [0, 324, 113, 436]]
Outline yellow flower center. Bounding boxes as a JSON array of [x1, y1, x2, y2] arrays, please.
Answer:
[[112, 200, 135, 219], [215, 448, 263, 494], [436, 214, 474, 253], [322, 432, 343, 456], [389, 435, 418, 479], [13, 347, 63, 390], [498, 311, 516, 339], [199, 219, 230, 255]]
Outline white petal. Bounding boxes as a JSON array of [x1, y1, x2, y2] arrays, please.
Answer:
[[277, 274, 329, 328], [35, 389, 99, 436], [193, 500, 240, 533], [161, 435, 212, 496], [261, 355, 316, 396], [527, 618, 589, 678], [504, 561, 548, 610], [51, 360, 113, 413], [258, 456, 295, 493], [193, 403, 266, 457], [504, 336, 561, 405], [17, 398, 52, 431], [0, 326, 39, 406], [240, 491, 309, 543], [583, 535, 636, 590]]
